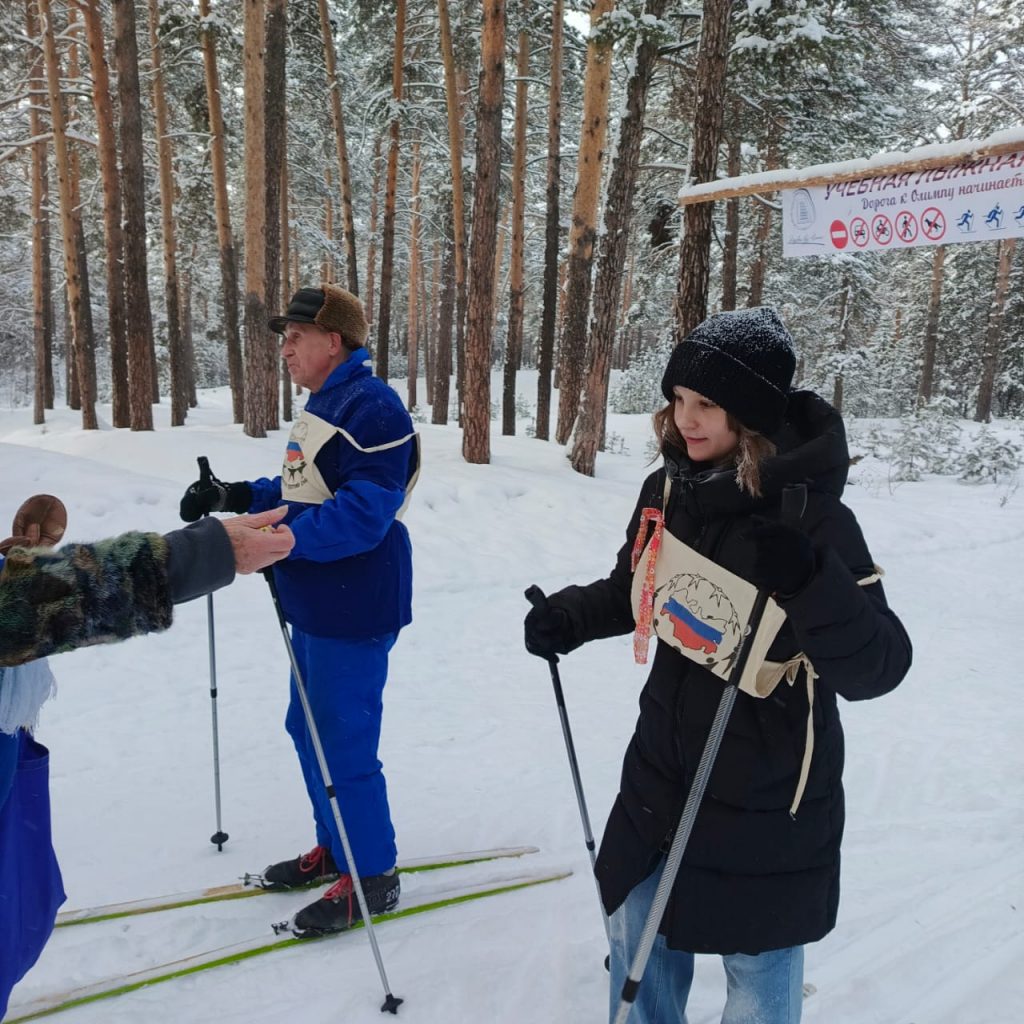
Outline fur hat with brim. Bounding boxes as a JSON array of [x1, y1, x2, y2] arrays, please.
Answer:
[[268, 283, 369, 347], [660, 306, 796, 436]]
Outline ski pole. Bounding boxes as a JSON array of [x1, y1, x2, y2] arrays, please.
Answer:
[[524, 585, 612, 946], [612, 484, 807, 1024], [198, 456, 229, 853], [262, 569, 403, 1015]]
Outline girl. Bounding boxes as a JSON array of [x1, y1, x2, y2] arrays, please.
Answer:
[[525, 307, 912, 1024]]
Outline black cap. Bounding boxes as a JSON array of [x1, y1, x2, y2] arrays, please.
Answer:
[[268, 288, 326, 333]]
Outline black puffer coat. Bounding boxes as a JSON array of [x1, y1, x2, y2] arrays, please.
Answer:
[[548, 391, 912, 955]]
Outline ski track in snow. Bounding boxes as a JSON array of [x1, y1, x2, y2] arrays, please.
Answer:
[[1, 377, 1021, 1023]]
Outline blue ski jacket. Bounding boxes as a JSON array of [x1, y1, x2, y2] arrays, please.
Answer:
[[246, 349, 416, 639]]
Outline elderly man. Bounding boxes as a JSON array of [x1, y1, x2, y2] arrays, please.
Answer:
[[179, 283, 417, 936]]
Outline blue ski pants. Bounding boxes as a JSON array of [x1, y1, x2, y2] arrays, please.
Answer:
[[0, 731, 66, 1019], [284, 629, 397, 877]]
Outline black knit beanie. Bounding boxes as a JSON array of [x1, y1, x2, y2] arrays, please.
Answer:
[[660, 307, 796, 436]]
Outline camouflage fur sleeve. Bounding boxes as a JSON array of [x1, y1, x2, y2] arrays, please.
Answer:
[[0, 532, 173, 667]]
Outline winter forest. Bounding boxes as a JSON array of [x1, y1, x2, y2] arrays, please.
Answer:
[[2, 3, 1024, 1023], [0, 0, 1022, 475]]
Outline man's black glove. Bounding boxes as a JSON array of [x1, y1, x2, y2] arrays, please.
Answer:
[[746, 516, 816, 597], [179, 479, 252, 523], [524, 603, 574, 659]]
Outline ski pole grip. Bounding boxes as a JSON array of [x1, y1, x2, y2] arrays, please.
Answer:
[[198, 455, 213, 488], [524, 584, 548, 611]]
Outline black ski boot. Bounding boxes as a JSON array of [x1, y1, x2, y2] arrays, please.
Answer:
[[260, 844, 339, 891], [292, 869, 400, 937]]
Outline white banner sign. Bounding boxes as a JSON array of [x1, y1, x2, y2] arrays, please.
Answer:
[[782, 150, 1024, 257]]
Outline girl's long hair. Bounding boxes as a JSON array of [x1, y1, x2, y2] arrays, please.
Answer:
[[652, 402, 777, 497]]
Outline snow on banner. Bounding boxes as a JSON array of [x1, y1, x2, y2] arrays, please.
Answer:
[[782, 149, 1024, 257]]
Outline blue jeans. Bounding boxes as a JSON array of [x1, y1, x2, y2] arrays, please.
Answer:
[[285, 630, 397, 877], [608, 863, 803, 1024]]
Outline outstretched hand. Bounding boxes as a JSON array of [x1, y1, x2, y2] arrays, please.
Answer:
[[221, 507, 295, 574]]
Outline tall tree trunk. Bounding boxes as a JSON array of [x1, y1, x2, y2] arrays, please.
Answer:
[[80, 0, 128, 427], [243, 0, 275, 436], [462, 0, 505, 464], [407, 140, 422, 410], [365, 135, 381, 339], [437, 0, 468, 416], [454, 66, 470, 418], [535, 0, 563, 441], [721, 104, 741, 311], [975, 238, 1016, 423], [918, 244, 946, 405], [147, 0, 187, 426], [322, 165, 334, 282], [491, 202, 511, 336], [26, 0, 51, 423], [41, 148, 55, 409], [199, 0, 244, 422], [571, 0, 667, 476], [618, 251, 634, 366], [281, 155, 293, 422], [833, 275, 853, 413], [40, 0, 96, 428], [502, 10, 529, 437], [746, 194, 773, 307], [555, 0, 615, 445], [180, 255, 197, 407], [65, 8, 99, 420], [376, 0, 405, 381], [426, 236, 439, 407], [317, 0, 358, 295], [433, 198, 455, 425], [264, 0, 284, 423], [112, 0, 154, 429], [674, 0, 732, 340], [64, 287, 77, 408]]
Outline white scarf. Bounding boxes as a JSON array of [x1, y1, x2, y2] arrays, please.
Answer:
[[0, 659, 57, 734]]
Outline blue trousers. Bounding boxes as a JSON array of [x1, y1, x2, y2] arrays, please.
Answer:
[[285, 630, 397, 877], [0, 732, 66, 1019], [608, 863, 803, 1024]]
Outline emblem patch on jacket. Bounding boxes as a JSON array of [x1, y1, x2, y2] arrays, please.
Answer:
[[284, 421, 309, 489], [656, 575, 742, 663]]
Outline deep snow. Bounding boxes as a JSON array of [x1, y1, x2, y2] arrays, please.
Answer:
[[1, 375, 1021, 1024]]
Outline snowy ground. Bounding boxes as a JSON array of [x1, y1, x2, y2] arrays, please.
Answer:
[[1, 374, 1022, 1024]]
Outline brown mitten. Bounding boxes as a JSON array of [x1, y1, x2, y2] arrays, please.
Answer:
[[0, 494, 67, 555]]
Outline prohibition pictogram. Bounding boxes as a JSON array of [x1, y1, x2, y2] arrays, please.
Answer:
[[921, 207, 946, 241], [871, 214, 893, 245], [850, 217, 869, 248], [896, 211, 918, 243], [829, 219, 849, 249]]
